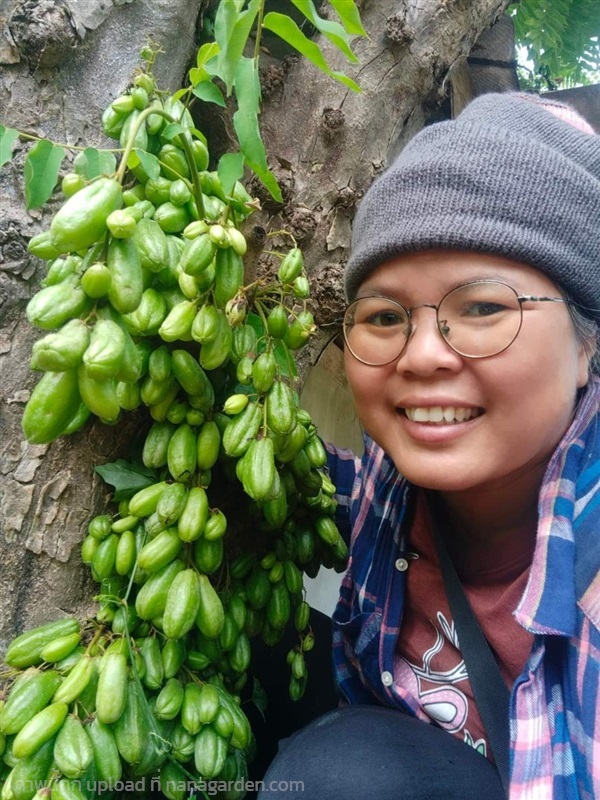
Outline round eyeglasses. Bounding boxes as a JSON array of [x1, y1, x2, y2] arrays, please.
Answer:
[[343, 280, 570, 365]]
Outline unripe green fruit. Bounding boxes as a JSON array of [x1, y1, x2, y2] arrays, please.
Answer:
[[278, 248, 304, 284], [224, 394, 249, 415], [267, 305, 289, 339], [227, 227, 247, 256], [111, 94, 135, 114], [292, 275, 310, 298], [61, 173, 87, 197], [209, 224, 231, 249], [170, 179, 192, 206], [107, 209, 137, 239], [81, 262, 111, 298], [183, 220, 209, 239], [134, 72, 156, 94], [131, 86, 149, 110], [191, 140, 209, 171], [50, 177, 123, 254]]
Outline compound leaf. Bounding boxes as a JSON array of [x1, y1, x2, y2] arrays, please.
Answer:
[[262, 12, 361, 92], [290, 0, 358, 62]]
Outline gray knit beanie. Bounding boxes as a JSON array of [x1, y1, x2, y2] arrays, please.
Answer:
[[344, 92, 600, 321]]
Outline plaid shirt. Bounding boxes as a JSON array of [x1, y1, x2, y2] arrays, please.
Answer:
[[327, 377, 600, 800]]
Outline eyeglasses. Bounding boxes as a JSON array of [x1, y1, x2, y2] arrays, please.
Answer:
[[343, 280, 570, 365]]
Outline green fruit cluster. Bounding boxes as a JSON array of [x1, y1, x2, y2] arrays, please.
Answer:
[[3, 58, 347, 800]]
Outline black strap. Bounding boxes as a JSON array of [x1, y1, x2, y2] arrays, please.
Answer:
[[428, 496, 511, 797]]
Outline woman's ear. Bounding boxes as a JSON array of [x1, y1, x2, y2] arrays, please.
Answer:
[[576, 336, 596, 388]]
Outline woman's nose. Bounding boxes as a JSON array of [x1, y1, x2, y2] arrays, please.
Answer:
[[396, 308, 463, 375]]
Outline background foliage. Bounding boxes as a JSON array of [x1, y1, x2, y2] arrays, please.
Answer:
[[510, 0, 600, 89]]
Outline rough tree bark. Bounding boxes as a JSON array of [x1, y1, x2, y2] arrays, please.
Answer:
[[0, 0, 510, 652]]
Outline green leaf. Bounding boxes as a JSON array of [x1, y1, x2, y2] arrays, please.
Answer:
[[196, 41, 220, 69], [214, 0, 262, 95], [262, 12, 361, 92], [189, 66, 210, 85], [246, 311, 266, 339], [0, 126, 19, 169], [251, 678, 268, 721], [233, 57, 283, 202], [190, 127, 209, 147], [95, 459, 156, 501], [160, 122, 187, 142], [172, 87, 189, 102], [274, 340, 297, 378], [218, 152, 245, 196], [328, 0, 367, 36], [128, 148, 161, 180], [78, 147, 117, 179], [192, 81, 226, 107], [24, 139, 65, 210], [290, 0, 358, 63]]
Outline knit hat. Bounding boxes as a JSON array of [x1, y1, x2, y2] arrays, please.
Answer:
[[344, 93, 600, 321]]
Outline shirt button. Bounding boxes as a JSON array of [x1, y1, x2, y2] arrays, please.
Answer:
[[381, 671, 393, 686], [395, 557, 409, 572]]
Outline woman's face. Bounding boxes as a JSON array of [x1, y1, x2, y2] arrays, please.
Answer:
[[344, 250, 590, 495]]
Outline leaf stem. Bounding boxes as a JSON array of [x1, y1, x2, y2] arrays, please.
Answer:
[[16, 130, 122, 153], [254, 0, 267, 60]]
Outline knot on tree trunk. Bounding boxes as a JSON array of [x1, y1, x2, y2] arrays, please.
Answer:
[[384, 13, 414, 45], [313, 264, 346, 327], [321, 107, 345, 142], [9, 0, 78, 70], [260, 64, 286, 99], [334, 186, 357, 210], [284, 206, 318, 243]]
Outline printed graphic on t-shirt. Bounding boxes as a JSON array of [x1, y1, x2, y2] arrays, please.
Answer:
[[400, 610, 488, 757]]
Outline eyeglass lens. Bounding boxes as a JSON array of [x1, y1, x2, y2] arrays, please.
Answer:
[[343, 282, 524, 364]]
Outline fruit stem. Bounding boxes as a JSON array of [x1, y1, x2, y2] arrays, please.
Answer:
[[262, 395, 269, 436], [115, 108, 206, 218], [85, 626, 104, 656], [254, 299, 269, 333]]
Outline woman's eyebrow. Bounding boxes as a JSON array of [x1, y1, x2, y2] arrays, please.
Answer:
[[452, 274, 515, 287], [356, 274, 518, 300], [355, 288, 393, 299]]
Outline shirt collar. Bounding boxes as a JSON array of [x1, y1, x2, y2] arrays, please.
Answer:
[[515, 378, 600, 636]]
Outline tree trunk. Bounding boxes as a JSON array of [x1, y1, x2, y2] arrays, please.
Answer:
[[0, 0, 510, 651]]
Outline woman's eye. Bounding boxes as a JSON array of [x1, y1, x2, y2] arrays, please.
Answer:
[[367, 310, 405, 327], [462, 302, 507, 317]]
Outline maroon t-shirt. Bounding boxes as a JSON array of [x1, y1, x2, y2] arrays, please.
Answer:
[[395, 492, 535, 759]]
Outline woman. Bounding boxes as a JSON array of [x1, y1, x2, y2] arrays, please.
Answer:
[[259, 93, 600, 800]]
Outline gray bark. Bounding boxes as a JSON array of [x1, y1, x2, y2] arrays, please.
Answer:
[[0, 0, 510, 651]]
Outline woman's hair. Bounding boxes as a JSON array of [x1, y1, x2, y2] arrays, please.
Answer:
[[564, 291, 600, 375]]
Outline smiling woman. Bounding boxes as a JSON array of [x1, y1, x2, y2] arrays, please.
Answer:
[[258, 93, 600, 800]]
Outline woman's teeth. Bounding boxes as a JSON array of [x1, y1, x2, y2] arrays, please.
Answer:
[[404, 407, 482, 423]]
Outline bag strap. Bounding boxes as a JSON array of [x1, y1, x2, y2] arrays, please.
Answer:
[[428, 495, 511, 797]]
